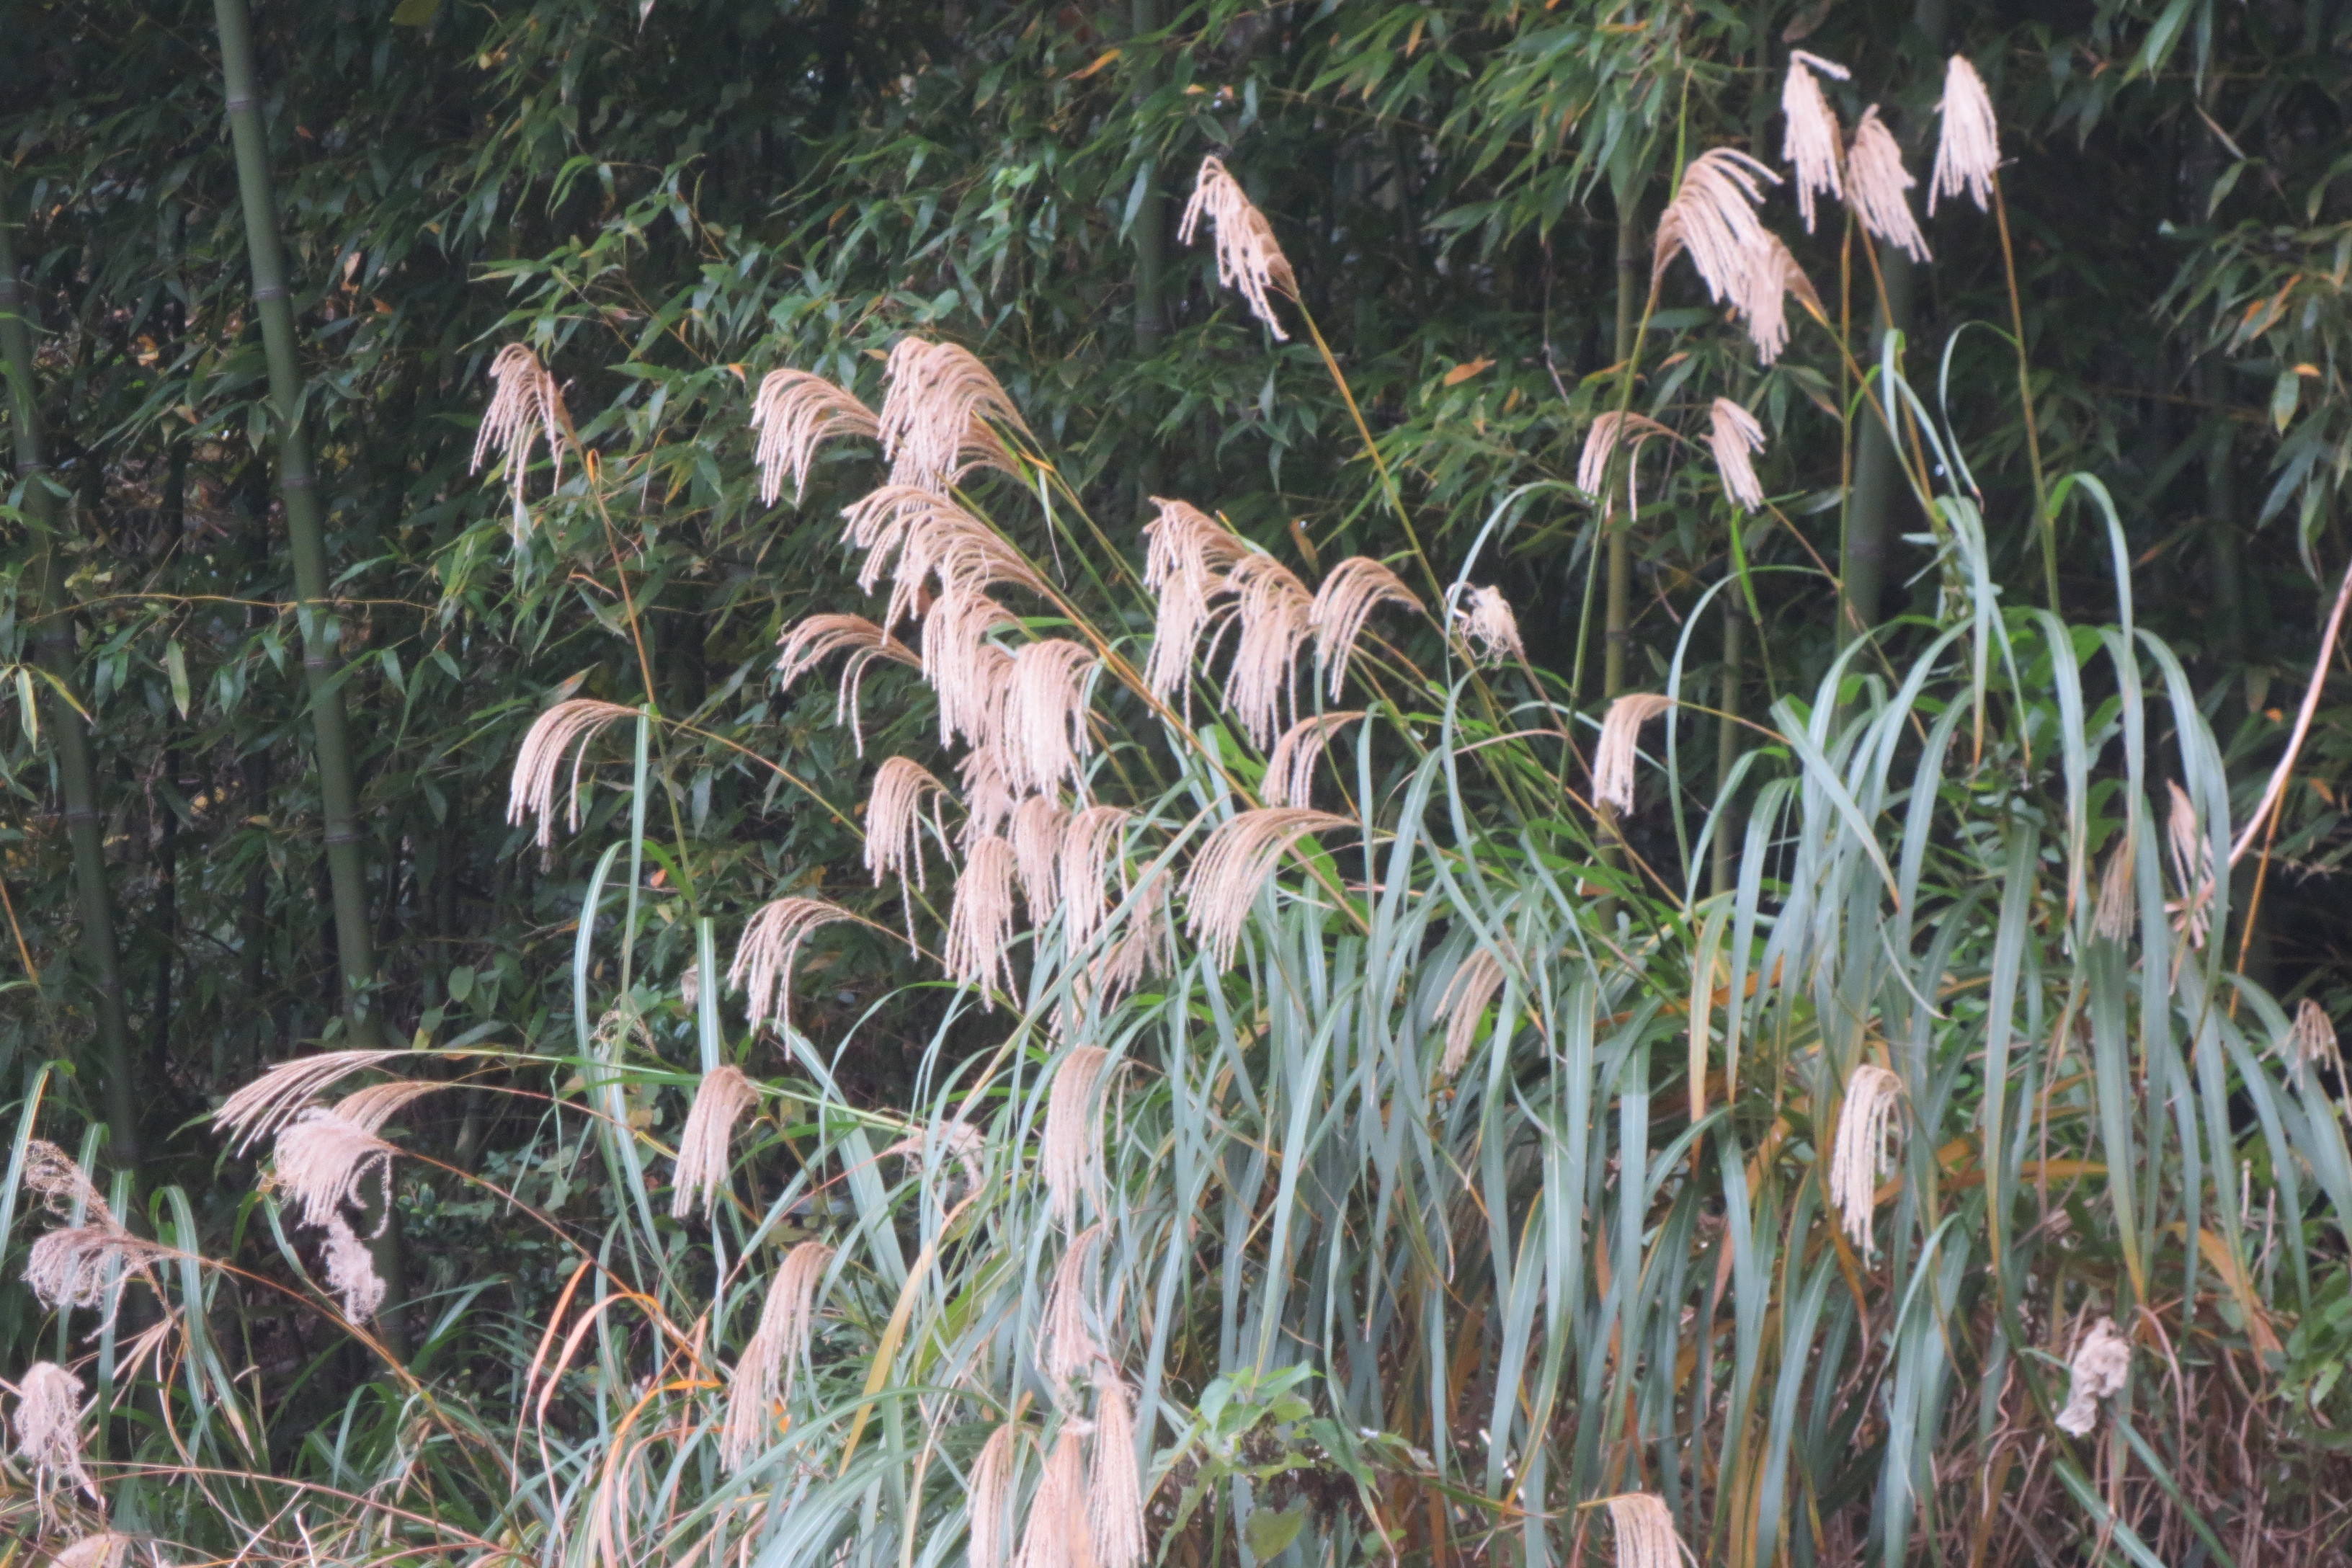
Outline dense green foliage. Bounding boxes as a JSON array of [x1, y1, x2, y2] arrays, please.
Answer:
[[5, 1, 2352, 1564]]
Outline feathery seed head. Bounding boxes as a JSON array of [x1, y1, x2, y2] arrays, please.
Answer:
[[1002, 640, 1101, 797], [214, 1051, 416, 1155], [273, 1108, 399, 1232], [969, 1420, 1026, 1568], [1141, 499, 1250, 704], [22, 1140, 112, 1224], [1706, 399, 1768, 512], [1012, 796, 1072, 917], [12, 1360, 92, 1499], [1178, 156, 1298, 342], [2290, 998, 2340, 1081], [1015, 1427, 1101, 1568], [21, 1145, 161, 1315], [321, 1213, 387, 1324], [1438, 948, 1509, 1079], [1182, 808, 1348, 972], [508, 700, 637, 850], [1577, 412, 1674, 516], [881, 1118, 989, 1201], [1845, 107, 1932, 262], [1263, 710, 1363, 810], [53, 1536, 133, 1568], [1651, 148, 1779, 303], [729, 898, 852, 1035], [671, 1064, 759, 1221], [1086, 864, 1173, 1009], [1043, 1046, 1114, 1230], [721, 1239, 834, 1470], [877, 339, 1029, 492], [750, 369, 879, 505], [2054, 1316, 2132, 1435], [1038, 1223, 1108, 1392], [1308, 558, 1422, 703], [1088, 1375, 1146, 1568], [959, 740, 1023, 847], [844, 486, 1047, 632], [1059, 806, 1134, 954], [777, 614, 921, 754], [1453, 586, 1525, 667], [1830, 1064, 1903, 1247], [1222, 553, 1316, 749], [865, 756, 953, 902], [1599, 1493, 1687, 1568], [1593, 694, 1675, 815], [2165, 781, 2214, 949], [1781, 50, 1850, 232], [2093, 823, 2138, 943], [472, 344, 571, 540], [946, 837, 1022, 1003], [1930, 54, 2000, 215], [923, 587, 1020, 749]]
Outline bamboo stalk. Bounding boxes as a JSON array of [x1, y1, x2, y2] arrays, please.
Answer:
[[1604, 195, 1642, 700], [1842, 247, 1913, 640], [1, 202, 142, 1171], [211, 0, 381, 1043]]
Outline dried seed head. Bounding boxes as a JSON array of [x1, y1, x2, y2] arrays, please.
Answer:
[[321, 1213, 386, 1324], [2290, 998, 2340, 1082], [728, 898, 852, 1035], [777, 614, 922, 756], [877, 338, 1029, 493], [1706, 398, 1768, 512], [1141, 499, 1250, 705], [750, 369, 880, 505], [1930, 54, 2000, 215], [1593, 694, 1675, 816], [923, 587, 1020, 750], [1088, 1375, 1146, 1568], [1001, 640, 1101, 797], [1438, 948, 1509, 1079], [1222, 553, 1315, 749], [946, 837, 1022, 1003], [1177, 156, 1297, 341], [12, 1360, 92, 1498], [881, 1118, 989, 1201], [1263, 711, 1363, 810], [1038, 1223, 1108, 1391], [508, 700, 637, 850], [968, 1420, 1026, 1568], [1012, 796, 1073, 917], [1845, 107, 1932, 263], [959, 741, 1023, 846], [1042, 1046, 1114, 1229], [471, 344, 571, 540], [22, 1139, 112, 1224], [2165, 781, 2214, 950], [1599, 1492, 1687, 1568], [1652, 148, 1781, 308], [1059, 806, 1134, 954], [2054, 1315, 2132, 1436], [1182, 808, 1349, 972], [1085, 865, 1173, 1010], [1452, 586, 1525, 667], [273, 1107, 399, 1231], [1747, 233, 1820, 364], [1015, 1427, 1100, 1568], [215, 1051, 416, 1154], [681, 961, 702, 1010], [2093, 823, 2138, 943], [1830, 1065, 1903, 1247], [1781, 50, 1850, 232], [843, 486, 1046, 631], [1308, 558, 1423, 703], [1576, 413, 1674, 518], [865, 756, 953, 901], [671, 1064, 760, 1221], [52, 1536, 133, 1568], [722, 1239, 834, 1470], [24, 1224, 161, 1317]]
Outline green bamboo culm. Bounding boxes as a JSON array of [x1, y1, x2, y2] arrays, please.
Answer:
[[210, 0, 380, 1043], [1, 205, 143, 1172], [1603, 192, 1642, 700]]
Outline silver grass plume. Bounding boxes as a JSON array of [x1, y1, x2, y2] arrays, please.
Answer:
[[1141, 498, 1249, 705], [1089, 1375, 1146, 1568], [842, 485, 1046, 632], [1452, 586, 1525, 667], [946, 836, 1021, 1002], [1576, 412, 1674, 519], [2093, 820, 2138, 943], [881, 1119, 989, 1201], [1178, 155, 1298, 342], [960, 740, 1023, 847], [877, 338, 1030, 492], [1438, 948, 1508, 1079], [968, 1420, 1025, 1568], [729, 897, 852, 1033], [671, 1064, 759, 1220], [750, 369, 879, 504], [1930, 54, 2000, 215], [1308, 557, 1423, 702], [1012, 796, 1072, 917], [53, 1536, 134, 1568], [776, 613, 921, 755], [1830, 1064, 1903, 1247], [1038, 1223, 1108, 1393], [2165, 781, 2214, 950], [471, 344, 571, 540], [1748, 233, 1820, 364], [1002, 640, 1101, 797], [1015, 1427, 1100, 1568], [22, 1141, 161, 1314], [508, 699, 637, 850], [1845, 107, 1932, 262], [11, 1360, 93, 1502], [321, 1213, 386, 1324], [1182, 808, 1348, 972], [1651, 148, 1780, 317], [215, 1050, 417, 1154], [866, 756, 953, 906], [925, 587, 1020, 750], [1086, 865, 1172, 1009], [1222, 553, 1315, 749], [1042, 1046, 1114, 1229], [2054, 1315, 2132, 1436], [272, 1106, 401, 1231], [1593, 693, 1675, 815], [1059, 806, 1133, 954], [1599, 1492, 1687, 1568], [1781, 50, 1850, 231], [1264, 711, 1363, 809], [2289, 998, 2340, 1085], [1706, 398, 1768, 512], [721, 1239, 834, 1470]]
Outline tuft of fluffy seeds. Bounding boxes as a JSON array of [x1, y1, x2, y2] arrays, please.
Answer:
[[1930, 55, 2000, 215], [749, 369, 879, 504], [1182, 808, 1348, 972], [1781, 50, 1850, 231], [1592, 694, 1675, 816], [2054, 1315, 2132, 1436], [670, 1064, 759, 1221], [1845, 107, 1931, 263], [1177, 156, 1298, 341], [1829, 1064, 1903, 1248], [507, 700, 638, 850]]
